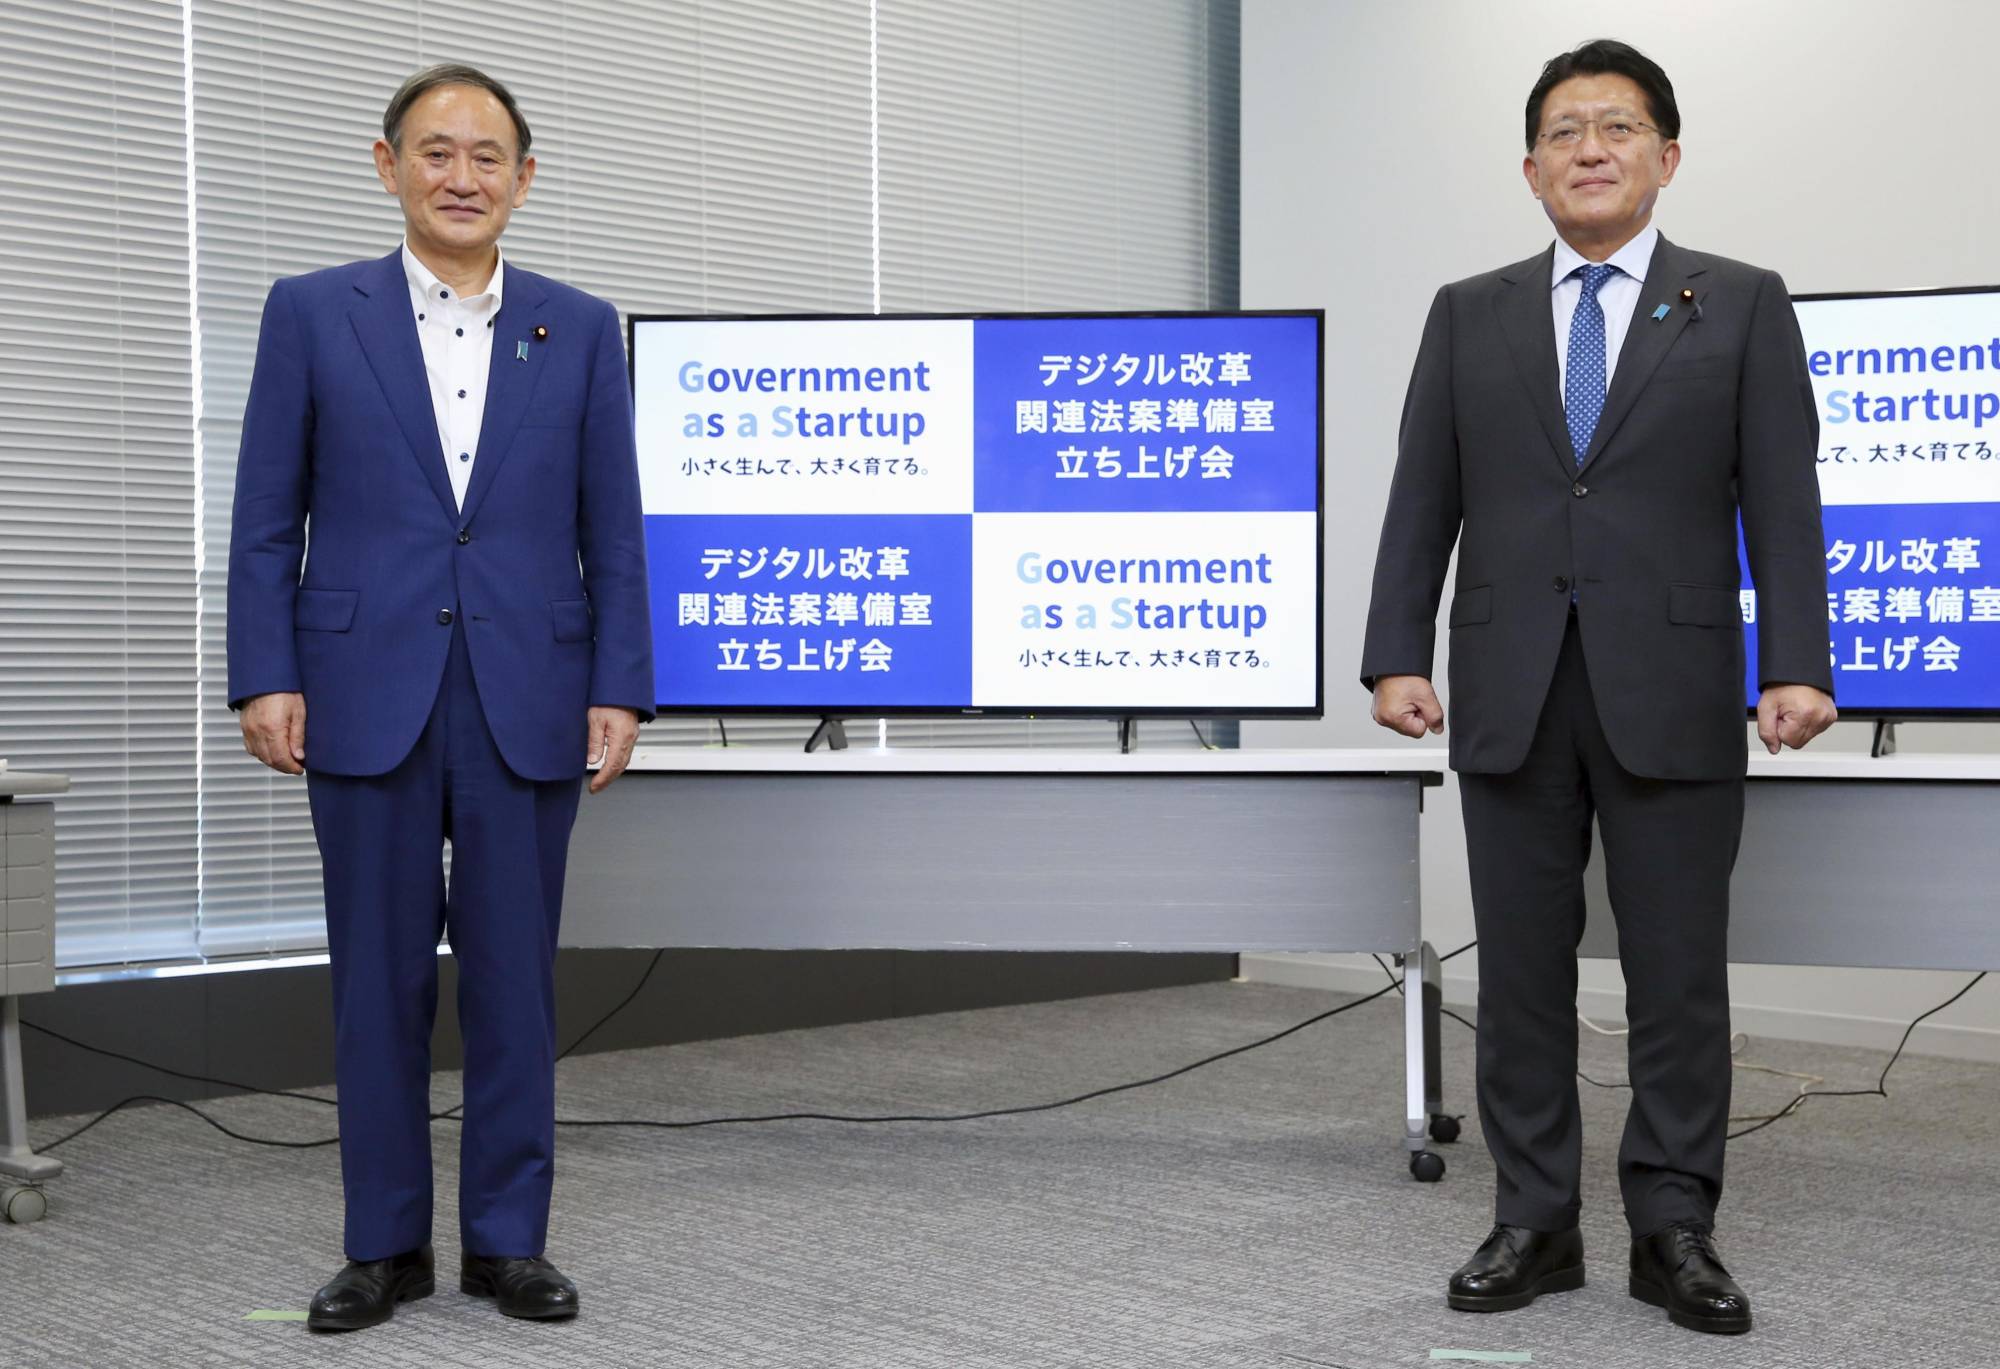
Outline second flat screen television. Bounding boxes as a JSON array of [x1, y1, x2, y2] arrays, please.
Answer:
[[629, 312, 1326, 719], [1745, 285, 2000, 715]]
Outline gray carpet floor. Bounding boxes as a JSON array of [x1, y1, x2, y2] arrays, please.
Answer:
[[5, 980, 1998, 1368]]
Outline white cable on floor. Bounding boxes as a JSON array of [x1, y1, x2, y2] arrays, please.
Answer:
[[1577, 1010, 1628, 1037]]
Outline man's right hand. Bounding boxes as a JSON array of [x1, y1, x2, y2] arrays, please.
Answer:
[[1370, 674, 1444, 739], [241, 691, 307, 774]]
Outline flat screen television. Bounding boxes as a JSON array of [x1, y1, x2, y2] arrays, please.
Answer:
[[627, 312, 1325, 719], [1742, 286, 2000, 715]]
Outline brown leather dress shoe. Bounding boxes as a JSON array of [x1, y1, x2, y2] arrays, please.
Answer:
[[1629, 1221, 1752, 1334], [460, 1252, 581, 1319], [306, 1242, 435, 1332], [1447, 1224, 1586, 1312]]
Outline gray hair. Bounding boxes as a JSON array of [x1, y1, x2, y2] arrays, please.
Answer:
[[382, 62, 532, 160]]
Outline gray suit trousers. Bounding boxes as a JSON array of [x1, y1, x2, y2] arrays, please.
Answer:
[[1458, 615, 1743, 1236]]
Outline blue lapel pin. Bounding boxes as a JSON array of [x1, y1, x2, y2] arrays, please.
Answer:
[[1650, 303, 1671, 322], [515, 339, 530, 361]]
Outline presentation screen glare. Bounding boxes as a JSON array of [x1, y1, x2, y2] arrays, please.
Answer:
[[1743, 287, 2000, 714], [628, 312, 1325, 717]]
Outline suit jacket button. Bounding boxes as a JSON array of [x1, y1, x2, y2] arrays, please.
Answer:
[[457, 529, 471, 544], [437, 608, 455, 625], [1572, 482, 1588, 497], [1553, 576, 1570, 593]]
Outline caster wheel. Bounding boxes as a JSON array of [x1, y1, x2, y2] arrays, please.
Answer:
[[1428, 1113, 1461, 1144], [2, 1184, 47, 1224], [1409, 1151, 1446, 1183]]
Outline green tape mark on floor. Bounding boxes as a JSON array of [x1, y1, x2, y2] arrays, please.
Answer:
[[1430, 1353, 1531, 1364], [244, 1310, 310, 1321]]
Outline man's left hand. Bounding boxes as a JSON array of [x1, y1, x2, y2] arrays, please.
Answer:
[[1755, 684, 1837, 755], [585, 706, 641, 793]]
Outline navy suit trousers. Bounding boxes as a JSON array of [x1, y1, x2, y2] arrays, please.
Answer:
[[306, 621, 583, 1261]]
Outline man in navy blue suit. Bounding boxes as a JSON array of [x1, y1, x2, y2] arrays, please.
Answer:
[[226, 63, 654, 1332]]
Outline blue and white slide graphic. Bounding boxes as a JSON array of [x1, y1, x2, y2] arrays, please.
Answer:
[[1743, 288, 2000, 712], [631, 313, 1323, 714]]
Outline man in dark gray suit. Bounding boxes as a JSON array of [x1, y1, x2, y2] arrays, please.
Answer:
[[1361, 40, 1836, 1336]]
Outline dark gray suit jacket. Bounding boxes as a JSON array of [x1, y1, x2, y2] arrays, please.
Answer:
[[1360, 234, 1833, 781]]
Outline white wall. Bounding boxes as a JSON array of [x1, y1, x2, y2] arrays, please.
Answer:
[[1240, 0, 2000, 1059]]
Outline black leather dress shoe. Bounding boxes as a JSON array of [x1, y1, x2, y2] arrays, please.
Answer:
[[461, 1253, 581, 1319], [306, 1243, 435, 1332], [1446, 1224, 1586, 1312], [1629, 1221, 1752, 1334]]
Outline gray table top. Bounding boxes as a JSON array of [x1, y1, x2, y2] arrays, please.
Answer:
[[625, 746, 1448, 782], [0, 770, 69, 797]]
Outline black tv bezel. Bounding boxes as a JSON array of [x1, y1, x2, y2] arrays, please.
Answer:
[[1759, 282, 2000, 720], [625, 308, 1328, 721]]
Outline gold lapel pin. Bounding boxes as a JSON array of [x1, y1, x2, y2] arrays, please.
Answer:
[[1680, 288, 1695, 303], [533, 325, 549, 340]]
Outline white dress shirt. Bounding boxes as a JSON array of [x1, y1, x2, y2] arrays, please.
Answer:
[[1550, 224, 1658, 400], [402, 241, 505, 512]]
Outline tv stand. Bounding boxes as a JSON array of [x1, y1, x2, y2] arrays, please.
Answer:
[[1871, 718, 1898, 757], [804, 718, 850, 753]]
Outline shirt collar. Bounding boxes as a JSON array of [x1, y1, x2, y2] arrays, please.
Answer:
[[1550, 224, 1659, 290], [401, 240, 505, 313]]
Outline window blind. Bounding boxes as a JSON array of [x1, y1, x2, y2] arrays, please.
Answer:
[[16, 0, 1239, 968], [0, 0, 202, 968]]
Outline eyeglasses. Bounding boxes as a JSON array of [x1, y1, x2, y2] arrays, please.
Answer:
[[1536, 117, 1661, 150]]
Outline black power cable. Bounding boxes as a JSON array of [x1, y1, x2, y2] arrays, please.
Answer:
[[1370, 952, 1631, 1093], [27, 949, 671, 1149], [1724, 971, 1986, 1140], [35, 1094, 341, 1153], [21, 1022, 339, 1109], [432, 949, 667, 1122], [25, 949, 1431, 1149], [30, 947, 1981, 1153], [1364, 951, 1991, 1133]]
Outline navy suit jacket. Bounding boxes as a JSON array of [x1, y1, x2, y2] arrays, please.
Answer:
[[1360, 236, 1832, 780], [226, 249, 655, 781]]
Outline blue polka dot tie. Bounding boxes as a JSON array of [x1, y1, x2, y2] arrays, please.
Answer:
[[1565, 263, 1619, 465]]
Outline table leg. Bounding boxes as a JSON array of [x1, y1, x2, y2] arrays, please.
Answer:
[[0, 994, 60, 1222], [1403, 943, 1449, 1181]]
